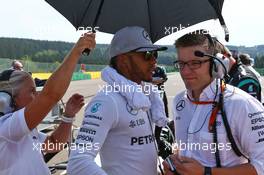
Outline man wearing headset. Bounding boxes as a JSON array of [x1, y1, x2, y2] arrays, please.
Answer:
[[163, 30, 264, 175]]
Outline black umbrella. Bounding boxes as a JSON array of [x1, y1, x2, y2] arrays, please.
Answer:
[[45, 0, 228, 43]]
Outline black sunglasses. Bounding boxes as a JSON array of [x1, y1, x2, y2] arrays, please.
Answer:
[[144, 50, 158, 60], [128, 48, 158, 61], [132, 50, 158, 61]]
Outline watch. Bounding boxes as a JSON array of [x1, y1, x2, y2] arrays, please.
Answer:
[[204, 167, 212, 175]]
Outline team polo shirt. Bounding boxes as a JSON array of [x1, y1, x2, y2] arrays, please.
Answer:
[[173, 79, 264, 175], [0, 108, 50, 175]]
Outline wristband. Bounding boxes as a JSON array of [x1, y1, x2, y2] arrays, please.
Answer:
[[61, 114, 75, 123]]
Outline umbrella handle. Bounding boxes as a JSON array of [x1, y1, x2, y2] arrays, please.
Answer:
[[82, 48, 91, 55], [222, 25, 229, 42], [82, 29, 96, 56]]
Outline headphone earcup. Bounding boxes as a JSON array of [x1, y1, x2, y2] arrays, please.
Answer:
[[210, 59, 218, 78], [211, 53, 230, 79], [0, 70, 15, 81], [213, 59, 218, 73]]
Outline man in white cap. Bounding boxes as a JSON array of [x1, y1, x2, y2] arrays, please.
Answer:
[[67, 26, 168, 175]]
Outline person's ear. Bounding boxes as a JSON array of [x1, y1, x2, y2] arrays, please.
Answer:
[[116, 54, 131, 71]]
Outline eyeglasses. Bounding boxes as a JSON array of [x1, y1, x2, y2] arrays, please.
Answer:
[[174, 59, 210, 70]]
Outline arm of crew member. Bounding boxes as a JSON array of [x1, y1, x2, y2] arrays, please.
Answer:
[[163, 155, 257, 175], [24, 33, 95, 131], [67, 96, 118, 175], [229, 98, 264, 175], [211, 164, 257, 175], [43, 94, 84, 153]]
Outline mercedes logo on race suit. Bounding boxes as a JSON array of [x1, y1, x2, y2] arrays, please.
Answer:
[[126, 103, 138, 116], [91, 103, 101, 113], [176, 100, 185, 111]]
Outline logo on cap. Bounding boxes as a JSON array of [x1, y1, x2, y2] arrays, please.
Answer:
[[142, 30, 151, 41]]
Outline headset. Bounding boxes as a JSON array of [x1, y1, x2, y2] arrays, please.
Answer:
[[194, 50, 230, 80], [0, 69, 15, 81], [203, 34, 230, 79], [0, 69, 15, 116]]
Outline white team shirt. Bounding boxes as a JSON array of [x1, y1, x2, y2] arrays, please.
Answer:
[[172, 79, 264, 175], [67, 90, 157, 175], [0, 108, 50, 175]]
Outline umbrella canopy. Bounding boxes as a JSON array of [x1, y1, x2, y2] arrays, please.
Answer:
[[45, 0, 227, 42]]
